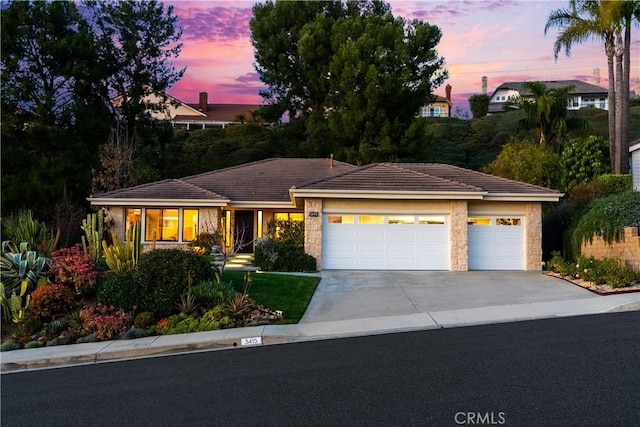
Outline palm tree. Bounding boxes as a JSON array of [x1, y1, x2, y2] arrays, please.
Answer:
[[507, 82, 589, 148], [545, 0, 640, 174]]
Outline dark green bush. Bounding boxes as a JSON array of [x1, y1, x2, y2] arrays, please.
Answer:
[[134, 249, 213, 318], [572, 192, 640, 250], [134, 311, 156, 329], [546, 251, 576, 276], [97, 272, 142, 312], [597, 258, 637, 288], [192, 279, 236, 308], [596, 174, 632, 195], [255, 241, 316, 272]]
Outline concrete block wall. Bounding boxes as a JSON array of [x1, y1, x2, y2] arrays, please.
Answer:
[[581, 227, 640, 273]]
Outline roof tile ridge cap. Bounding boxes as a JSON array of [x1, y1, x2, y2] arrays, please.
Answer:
[[441, 164, 561, 193], [383, 163, 483, 191], [94, 178, 175, 197], [294, 163, 374, 189], [181, 158, 278, 180], [175, 178, 228, 199]]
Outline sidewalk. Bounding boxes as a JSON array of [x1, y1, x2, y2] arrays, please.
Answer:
[[1, 292, 637, 373]]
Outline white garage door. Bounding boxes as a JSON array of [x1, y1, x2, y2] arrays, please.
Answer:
[[468, 217, 524, 270], [322, 214, 449, 270]]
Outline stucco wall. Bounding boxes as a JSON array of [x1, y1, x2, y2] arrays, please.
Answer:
[[304, 199, 323, 269], [581, 227, 640, 273]]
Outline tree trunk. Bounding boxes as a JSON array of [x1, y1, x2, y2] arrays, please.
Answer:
[[614, 29, 624, 174], [620, 20, 631, 174], [605, 38, 616, 173]]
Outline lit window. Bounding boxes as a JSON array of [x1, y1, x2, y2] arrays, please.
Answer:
[[358, 215, 384, 224], [274, 212, 304, 222], [496, 218, 521, 226], [145, 209, 179, 241], [432, 106, 441, 117], [183, 209, 199, 241], [388, 215, 415, 225], [125, 208, 141, 235], [257, 211, 263, 238], [468, 217, 491, 226], [327, 215, 354, 224], [418, 216, 445, 225]]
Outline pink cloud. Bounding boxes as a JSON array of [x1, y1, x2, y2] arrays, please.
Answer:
[[172, 4, 253, 44]]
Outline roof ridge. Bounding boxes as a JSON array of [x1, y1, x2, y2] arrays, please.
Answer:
[[427, 163, 561, 193], [381, 163, 484, 191], [93, 178, 176, 197], [175, 178, 227, 199], [181, 158, 278, 180], [293, 163, 376, 188]]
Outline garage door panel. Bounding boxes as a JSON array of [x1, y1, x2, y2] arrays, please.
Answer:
[[468, 217, 524, 270], [323, 215, 449, 270]]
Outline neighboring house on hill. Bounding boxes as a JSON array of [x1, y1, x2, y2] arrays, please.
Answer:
[[631, 139, 640, 191], [488, 80, 608, 114], [112, 89, 263, 129], [89, 158, 562, 272], [419, 84, 452, 117]]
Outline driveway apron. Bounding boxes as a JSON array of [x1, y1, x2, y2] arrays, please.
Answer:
[[300, 271, 597, 323]]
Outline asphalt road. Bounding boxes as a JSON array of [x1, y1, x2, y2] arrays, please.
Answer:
[[2, 312, 639, 426]]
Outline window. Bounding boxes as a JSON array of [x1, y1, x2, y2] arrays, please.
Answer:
[[125, 208, 141, 235], [145, 209, 179, 241], [257, 210, 263, 238], [388, 215, 415, 225], [583, 98, 595, 107], [599, 98, 605, 109], [571, 96, 579, 108], [274, 212, 304, 222], [327, 215, 354, 224], [496, 218, 521, 226], [418, 216, 445, 225], [468, 217, 491, 226], [182, 209, 199, 241], [358, 215, 384, 224], [419, 106, 428, 117], [432, 106, 441, 117]]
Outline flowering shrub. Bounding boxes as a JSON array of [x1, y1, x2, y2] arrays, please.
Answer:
[[51, 245, 99, 294], [30, 284, 76, 319], [81, 304, 133, 341]]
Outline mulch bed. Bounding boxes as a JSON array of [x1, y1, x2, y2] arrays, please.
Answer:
[[546, 272, 640, 296]]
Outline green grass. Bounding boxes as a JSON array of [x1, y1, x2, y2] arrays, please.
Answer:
[[222, 271, 320, 324]]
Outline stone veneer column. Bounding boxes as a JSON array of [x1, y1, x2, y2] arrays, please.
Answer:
[[304, 198, 323, 270], [525, 202, 543, 271], [449, 201, 468, 271], [105, 207, 125, 241]]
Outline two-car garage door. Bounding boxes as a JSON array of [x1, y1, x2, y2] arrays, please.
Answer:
[[322, 213, 525, 271], [322, 214, 449, 270]]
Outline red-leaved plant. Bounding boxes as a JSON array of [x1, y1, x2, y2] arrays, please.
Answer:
[[51, 244, 99, 294], [30, 284, 76, 320], [81, 304, 133, 341]]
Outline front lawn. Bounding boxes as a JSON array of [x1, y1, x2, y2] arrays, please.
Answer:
[[223, 271, 320, 324]]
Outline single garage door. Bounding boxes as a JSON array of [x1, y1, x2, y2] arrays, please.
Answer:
[[468, 216, 524, 270], [322, 214, 449, 270]]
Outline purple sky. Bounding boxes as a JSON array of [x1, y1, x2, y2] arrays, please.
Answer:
[[166, 0, 640, 116]]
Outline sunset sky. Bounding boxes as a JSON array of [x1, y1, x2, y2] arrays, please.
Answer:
[[165, 0, 640, 115]]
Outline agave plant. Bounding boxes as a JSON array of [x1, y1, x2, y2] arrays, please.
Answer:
[[0, 241, 50, 294]]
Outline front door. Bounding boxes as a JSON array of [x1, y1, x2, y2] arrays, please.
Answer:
[[234, 210, 254, 253]]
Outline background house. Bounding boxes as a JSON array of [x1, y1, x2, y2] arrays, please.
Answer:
[[419, 84, 452, 117], [488, 80, 608, 114], [631, 139, 640, 191]]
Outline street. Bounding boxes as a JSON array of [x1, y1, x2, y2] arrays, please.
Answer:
[[2, 312, 639, 426]]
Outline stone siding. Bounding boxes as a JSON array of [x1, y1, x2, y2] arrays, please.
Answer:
[[449, 201, 468, 271], [581, 227, 640, 273], [525, 203, 543, 271], [304, 199, 323, 269]]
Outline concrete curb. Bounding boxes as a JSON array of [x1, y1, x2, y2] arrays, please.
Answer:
[[1, 295, 638, 373]]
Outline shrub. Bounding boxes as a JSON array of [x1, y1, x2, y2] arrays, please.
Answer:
[[559, 136, 609, 191], [30, 284, 76, 319], [187, 231, 223, 255], [597, 258, 637, 289], [1, 210, 59, 257], [97, 271, 142, 312], [24, 341, 45, 349], [51, 244, 99, 294], [255, 241, 316, 272], [123, 328, 148, 340], [0, 241, 50, 294], [134, 311, 156, 329], [572, 192, 640, 249], [0, 342, 21, 352], [193, 279, 236, 308], [134, 249, 213, 318], [546, 252, 576, 276], [81, 304, 133, 341]]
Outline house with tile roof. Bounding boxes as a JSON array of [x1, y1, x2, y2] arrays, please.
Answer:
[[488, 80, 608, 114], [112, 89, 263, 129], [89, 158, 562, 271], [419, 84, 452, 117]]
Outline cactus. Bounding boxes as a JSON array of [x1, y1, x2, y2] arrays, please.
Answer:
[[81, 210, 104, 262], [101, 222, 141, 273], [9, 280, 31, 324]]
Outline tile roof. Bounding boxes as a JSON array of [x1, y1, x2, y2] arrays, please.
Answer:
[[181, 158, 357, 202], [493, 80, 607, 96], [95, 179, 228, 201], [296, 164, 482, 192], [174, 104, 263, 123]]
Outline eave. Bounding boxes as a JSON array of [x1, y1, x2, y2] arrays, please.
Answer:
[[482, 193, 563, 202], [87, 197, 229, 207], [290, 189, 487, 205]]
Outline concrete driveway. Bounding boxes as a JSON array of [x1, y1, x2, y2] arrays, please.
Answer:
[[300, 271, 598, 323]]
